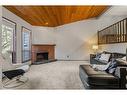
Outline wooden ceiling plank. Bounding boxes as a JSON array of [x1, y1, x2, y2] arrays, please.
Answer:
[[32, 6, 47, 26], [51, 6, 63, 26], [23, 6, 44, 25], [4, 6, 109, 27], [5, 6, 39, 25], [43, 6, 58, 27]]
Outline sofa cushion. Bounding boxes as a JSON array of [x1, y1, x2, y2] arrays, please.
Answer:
[[92, 58, 108, 64], [81, 65, 107, 75], [99, 53, 111, 62], [92, 63, 110, 71], [80, 65, 119, 86], [3, 69, 25, 79]]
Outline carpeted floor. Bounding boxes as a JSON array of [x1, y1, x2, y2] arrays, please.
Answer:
[[8, 61, 90, 89]]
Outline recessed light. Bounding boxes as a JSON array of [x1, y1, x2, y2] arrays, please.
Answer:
[[45, 22, 48, 25]]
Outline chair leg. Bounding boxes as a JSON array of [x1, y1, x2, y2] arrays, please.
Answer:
[[3, 78, 17, 87], [2, 75, 28, 88]]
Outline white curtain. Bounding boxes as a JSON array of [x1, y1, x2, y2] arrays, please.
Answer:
[[2, 18, 16, 64]]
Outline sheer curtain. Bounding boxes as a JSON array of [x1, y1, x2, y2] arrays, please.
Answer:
[[2, 18, 16, 64]]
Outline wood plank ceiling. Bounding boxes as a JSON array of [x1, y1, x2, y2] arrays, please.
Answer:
[[4, 6, 109, 27]]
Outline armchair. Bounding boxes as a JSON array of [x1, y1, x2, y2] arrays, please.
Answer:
[[1, 54, 29, 88]]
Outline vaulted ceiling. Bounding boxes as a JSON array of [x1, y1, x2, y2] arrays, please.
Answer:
[[4, 6, 109, 27]]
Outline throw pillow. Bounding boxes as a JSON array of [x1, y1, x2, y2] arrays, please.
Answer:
[[105, 59, 117, 74], [95, 53, 102, 60], [121, 56, 126, 61], [99, 53, 111, 62], [92, 62, 111, 71]]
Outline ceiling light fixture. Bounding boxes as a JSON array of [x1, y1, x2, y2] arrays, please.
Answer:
[[45, 22, 48, 25]]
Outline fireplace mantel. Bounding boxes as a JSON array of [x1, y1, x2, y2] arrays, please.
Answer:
[[32, 44, 56, 46]]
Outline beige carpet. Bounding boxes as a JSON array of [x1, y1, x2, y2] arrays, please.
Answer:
[[6, 61, 90, 89]]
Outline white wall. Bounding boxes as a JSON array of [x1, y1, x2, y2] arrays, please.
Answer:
[[54, 19, 98, 60], [32, 19, 98, 60], [2, 7, 32, 64], [32, 26, 55, 44]]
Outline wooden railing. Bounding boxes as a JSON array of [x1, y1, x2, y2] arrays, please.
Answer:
[[98, 18, 127, 45]]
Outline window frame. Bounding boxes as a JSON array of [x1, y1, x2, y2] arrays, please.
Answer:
[[21, 26, 32, 63], [2, 17, 17, 63]]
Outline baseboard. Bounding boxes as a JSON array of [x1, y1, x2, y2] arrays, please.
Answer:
[[57, 59, 89, 61]]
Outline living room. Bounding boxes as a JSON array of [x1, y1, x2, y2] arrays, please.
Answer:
[[0, 4, 127, 90]]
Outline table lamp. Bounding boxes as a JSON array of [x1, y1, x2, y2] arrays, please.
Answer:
[[92, 45, 98, 54]]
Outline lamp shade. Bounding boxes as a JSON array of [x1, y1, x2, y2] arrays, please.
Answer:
[[92, 45, 98, 50]]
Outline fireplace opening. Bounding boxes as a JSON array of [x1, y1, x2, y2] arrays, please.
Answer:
[[36, 52, 48, 62]]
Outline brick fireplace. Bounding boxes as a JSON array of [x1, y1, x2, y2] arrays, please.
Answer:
[[32, 44, 56, 63]]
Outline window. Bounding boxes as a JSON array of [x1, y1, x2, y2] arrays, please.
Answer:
[[2, 17, 16, 63], [22, 26, 31, 63]]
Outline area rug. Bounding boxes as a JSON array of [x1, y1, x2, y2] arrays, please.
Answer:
[[8, 61, 89, 89]]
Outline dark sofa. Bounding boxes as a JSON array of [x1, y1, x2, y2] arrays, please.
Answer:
[[79, 52, 127, 89], [90, 51, 125, 65]]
